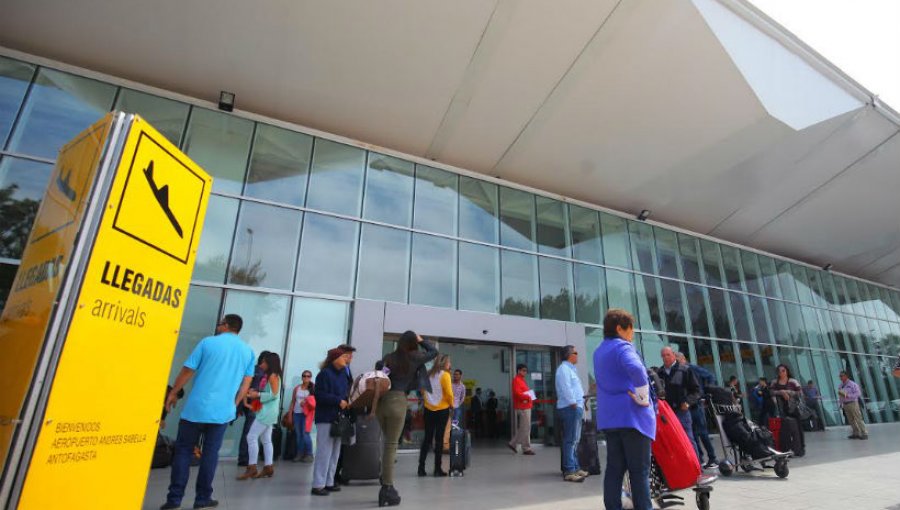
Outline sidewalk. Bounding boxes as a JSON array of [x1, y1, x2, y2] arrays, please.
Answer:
[[142, 423, 900, 509]]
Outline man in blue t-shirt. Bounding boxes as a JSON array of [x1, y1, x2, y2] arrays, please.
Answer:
[[161, 314, 255, 510]]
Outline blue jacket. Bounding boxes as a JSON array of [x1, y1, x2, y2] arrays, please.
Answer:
[[688, 364, 716, 395], [594, 338, 656, 440], [313, 364, 351, 424]]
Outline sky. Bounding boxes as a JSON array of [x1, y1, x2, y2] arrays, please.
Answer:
[[750, 0, 900, 111]]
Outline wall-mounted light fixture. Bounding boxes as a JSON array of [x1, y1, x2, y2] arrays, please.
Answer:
[[218, 91, 235, 112], [636, 209, 652, 221], [822, 263, 833, 271]]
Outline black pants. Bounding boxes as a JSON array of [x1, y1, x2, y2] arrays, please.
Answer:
[[237, 411, 256, 465], [419, 408, 449, 471]]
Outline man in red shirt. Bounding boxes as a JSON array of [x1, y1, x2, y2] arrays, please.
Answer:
[[508, 363, 536, 455]]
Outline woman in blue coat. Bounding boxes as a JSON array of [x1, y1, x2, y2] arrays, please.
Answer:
[[593, 309, 656, 510]]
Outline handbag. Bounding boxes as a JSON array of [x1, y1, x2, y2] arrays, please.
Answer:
[[329, 410, 356, 442], [281, 410, 293, 428], [787, 394, 812, 420]]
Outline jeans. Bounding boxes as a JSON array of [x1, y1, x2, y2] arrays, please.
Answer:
[[237, 411, 255, 465], [165, 420, 228, 507], [690, 404, 716, 463], [376, 391, 408, 485], [420, 407, 450, 471], [293, 412, 313, 457], [558, 405, 583, 473], [246, 421, 273, 466], [675, 408, 700, 461], [452, 406, 464, 425], [312, 423, 342, 489], [604, 428, 652, 510]]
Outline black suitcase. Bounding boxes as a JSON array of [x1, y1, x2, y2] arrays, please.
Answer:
[[151, 433, 173, 469], [271, 424, 283, 461], [779, 416, 804, 457], [449, 424, 470, 475], [577, 422, 602, 475], [283, 426, 297, 461], [341, 415, 383, 481]]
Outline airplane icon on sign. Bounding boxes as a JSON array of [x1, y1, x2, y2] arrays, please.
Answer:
[[143, 161, 184, 238]]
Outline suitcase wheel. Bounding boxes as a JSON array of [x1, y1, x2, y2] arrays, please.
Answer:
[[717, 460, 734, 477], [774, 460, 789, 479], [696, 491, 711, 510]]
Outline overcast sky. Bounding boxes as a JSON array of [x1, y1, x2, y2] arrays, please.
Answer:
[[750, 0, 900, 111]]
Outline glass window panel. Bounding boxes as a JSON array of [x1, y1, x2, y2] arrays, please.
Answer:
[[458, 242, 499, 313], [749, 296, 773, 344], [8, 68, 116, 159], [805, 268, 828, 308], [654, 227, 681, 279], [605, 268, 635, 313], [707, 288, 733, 339], [776, 260, 800, 302], [715, 340, 742, 397], [0, 262, 18, 311], [810, 351, 842, 426], [874, 287, 892, 321], [758, 256, 782, 299], [409, 234, 456, 308], [758, 344, 778, 386], [458, 176, 498, 243], [500, 250, 538, 318], [295, 213, 359, 297], [161, 286, 223, 440], [800, 306, 825, 349], [181, 108, 253, 194], [791, 264, 814, 305], [535, 196, 570, 257], [499, 187, 535, 250], [693, 338, 721, 385], [114, 88, 188, 145], [282, 297, 350, 412], [845, 279, 865, 317], [820, 271, 839, 307], [700, 240, 725, 288], [638, 333, 667, 368], [635, 275, 663, 331], [0, 57, 36, 148], [306, 138, 365, 216], [659, 279, 687, 334], [816, 309, 838, 351], [193, 195, 239, 283], [685, 283, 711, 338], [569, 204, 602, 264], [362, 153, 414, 227], [768, 299, 792, 345], [729, 291, 755, 342], [719, 245, 745, 292], [853, 315, 876, 355], [740, 251, 763, 296], [244, 124, 311, 206], [356, 224, 409, 303], [891, 291, 900, 318], [833, 276, 850, 306], [0, 156, 53, 259], [628, 221, 657, 274], [862, 284, 879, 319], [600, 213, 632, 269], [829, 311, 850, 351], [217, 289, 290, 455], [538, 257, 573, 321], [677, 233, 702, 284], [784, 303, 808, 347], [227, 202, 302, 290], [413, 165, 457, 236], [574, 263, 606, 325]]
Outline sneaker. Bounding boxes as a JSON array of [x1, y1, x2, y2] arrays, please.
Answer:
[[704, 460, 718, 469], [325, 485, 341, 492], [564, 472, 585, 483], [193, 501, 218, 509], [311, 488, 330, 496], [160, 503, 180, 510], [575, 469, 589, 478]]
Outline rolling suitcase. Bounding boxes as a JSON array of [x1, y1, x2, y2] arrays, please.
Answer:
[[776, 416, 804, 457], [271, 424, 283, 461], [651, 400, 701, 491], [449, 423, 470, 476], [151, 433, 173, 469], [341, 415, 383, 481], [577, 421, 602, 475]]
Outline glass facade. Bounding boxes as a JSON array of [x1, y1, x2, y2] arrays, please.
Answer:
[[2, 53, 900, 430]]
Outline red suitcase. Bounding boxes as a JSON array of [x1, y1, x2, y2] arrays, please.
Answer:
[[651, 400, 701, 491], [768, 418, 783, 450]]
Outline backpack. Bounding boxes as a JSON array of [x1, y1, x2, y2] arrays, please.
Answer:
[[348, 370, 391, 415]]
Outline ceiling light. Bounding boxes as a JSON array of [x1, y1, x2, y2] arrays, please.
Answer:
[[218, 91, 235, 112]]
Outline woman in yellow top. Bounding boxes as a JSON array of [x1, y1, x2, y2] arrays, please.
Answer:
[[419, 354, 454, 477]]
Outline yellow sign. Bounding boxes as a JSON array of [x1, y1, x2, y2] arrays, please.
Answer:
[[0, 115, 113, 470], [16, 115, 212, 509]]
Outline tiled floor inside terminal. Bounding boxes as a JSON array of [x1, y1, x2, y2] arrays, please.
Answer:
[[143, 423, 900, 510]]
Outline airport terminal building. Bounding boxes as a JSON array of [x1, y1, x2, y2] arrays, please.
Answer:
[[2, 0, 900, 454]]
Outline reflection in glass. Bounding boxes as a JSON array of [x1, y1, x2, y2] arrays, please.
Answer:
[[601, 213, 631, 269], [295, 213, 359, 297], [538, 257, 573, 321], [499, 186, 535, 250], [458, 242, 499, 314], [768, 299, 791, 345], [459, 176, 498, 243], [8, 67, 116, 159], [363, 153, 414, 227], [0, 262, 17, 310], [574, 264, 606, 325], [193, 195, 239, 283], [409, 234, 456, 308], [606, 268, 635, 313], [685, 283, 711, 337], [306, 138, 366, 216], [413, 165, 457, 236], [0, 57, 36, 147], [629, 221, 656, 274], [244, 124, 312, 206], [228, 202, 302, 290], [729, 292, 754, 342], [749, 296, 773, 344], [357, 224, 409, 303], [707, 288, 732, 339], [791, 264, 814, 305], [182, 108, 254, 195], [693, 338, 720, 385], [720, 246, 745, 292], [784, 303, 808, 347], [115, 88, 189, 144], [654, 227, 680, 279], [635, 275, 662, 331], [500, 250, 538, 318], [677, 233, 702, 284], [758, 256, 782, 299], [536, 197, 569, 257], [776, 261, 799, 302], [660, 279, 686, 334], [740, 251, 763, 296], [700, 240, 724, 288], [0, 156, 53, 259], [805, 268, 828, 308], [569, 204, 602, 264]]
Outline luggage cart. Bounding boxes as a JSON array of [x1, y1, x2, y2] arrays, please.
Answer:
[[708, 399, 791, 479]]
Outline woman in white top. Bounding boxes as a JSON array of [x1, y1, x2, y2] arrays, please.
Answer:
[[288, 370, 315, 462]]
